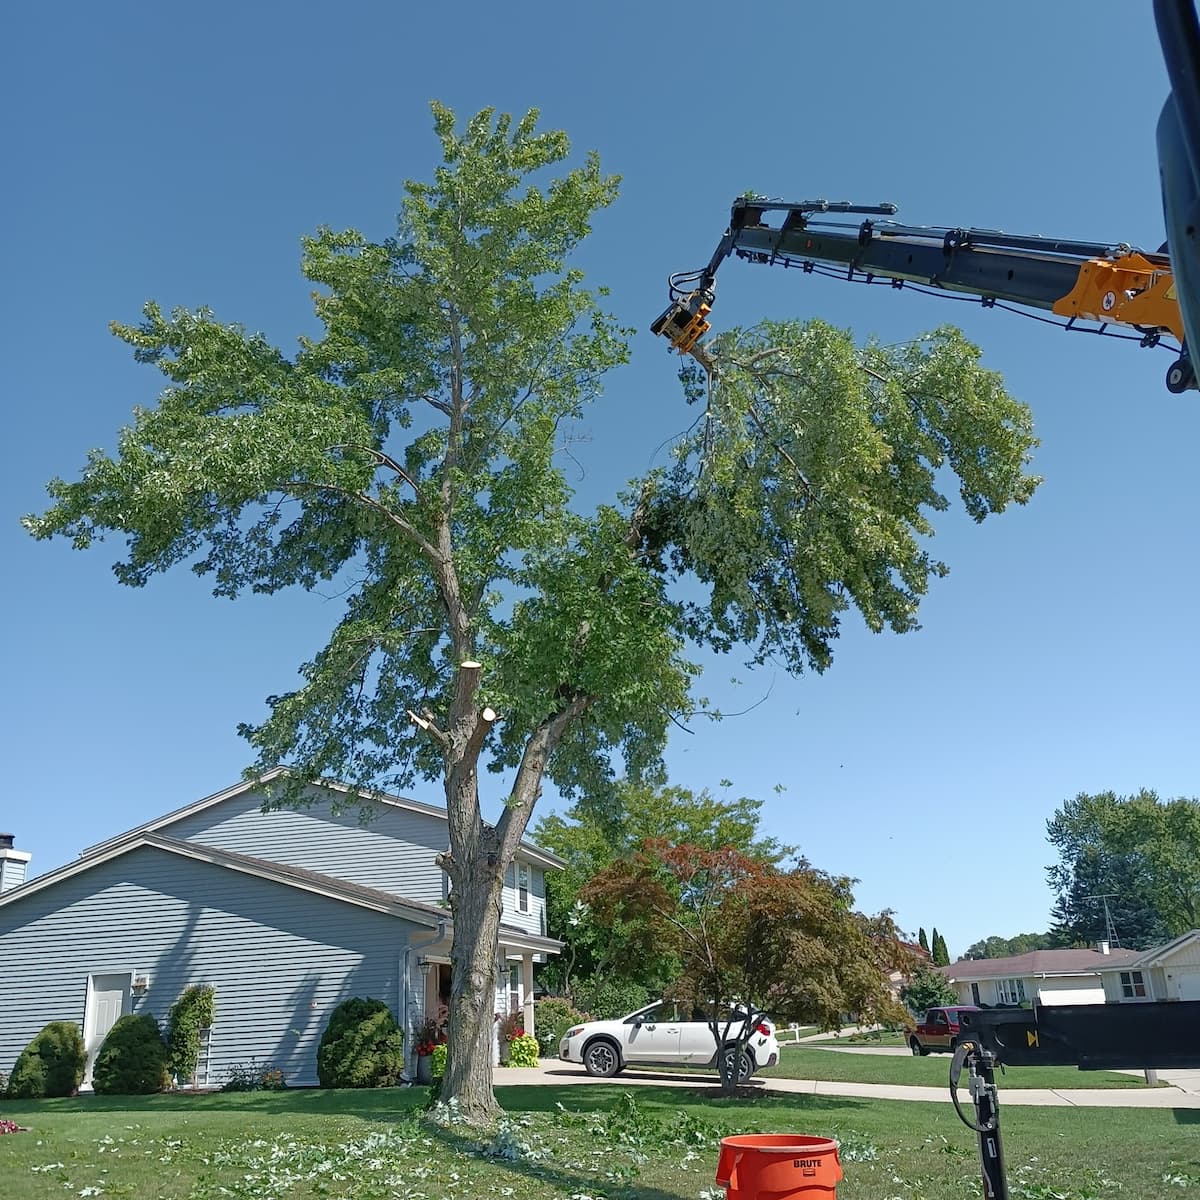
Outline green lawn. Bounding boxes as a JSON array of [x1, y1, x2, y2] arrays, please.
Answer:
[[809, 1030, 910, 1047], [761, 1045, 1157, 1090], [0, 1083, 1196, 1200]]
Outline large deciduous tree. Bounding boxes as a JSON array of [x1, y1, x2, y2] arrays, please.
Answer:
[[25, 104, 1039, 1122], [534, 779, 793, 995], [1047, 790, 1198, 947], [584, 842, 914, 1092]]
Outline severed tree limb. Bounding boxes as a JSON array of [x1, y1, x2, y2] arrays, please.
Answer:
[[408, 707, 450, 747]]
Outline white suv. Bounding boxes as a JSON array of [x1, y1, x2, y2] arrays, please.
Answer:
[[559, 1000, 780, 1082]]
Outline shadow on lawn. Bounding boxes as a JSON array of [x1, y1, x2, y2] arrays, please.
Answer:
[[12, 1087, 428, 1122], [496, 1082, 870, 1117], [424, 1117, 688, 1200]]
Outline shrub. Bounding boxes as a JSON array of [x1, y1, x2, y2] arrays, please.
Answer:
[[316, 997, 405, 1088], [166, 984, 215, 1084], [572, 977, 651, 1020], [533, 998, 587, 1056], [221, 1060, 286, 1092], [507, 1033, 539, 1068], [6, 1022, 86, 1099], [430, 1043, 448, 1078], [92, 1014, 171, 1095]]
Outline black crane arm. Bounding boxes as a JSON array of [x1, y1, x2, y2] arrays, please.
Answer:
[[651, 197, 1191, 392]]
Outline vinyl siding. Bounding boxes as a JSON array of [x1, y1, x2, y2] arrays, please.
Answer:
[[0, 846, 424, 1087], [1162, 941, 1200, 968], [501, 862, 546, 935], [166, 784, 448, 902]]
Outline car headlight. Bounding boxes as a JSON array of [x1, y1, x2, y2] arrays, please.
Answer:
[[566, 1026, 585, 1039]]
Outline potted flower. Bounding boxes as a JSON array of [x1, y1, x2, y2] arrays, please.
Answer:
[[496, 1010, 524, 1066], [413, 1016, 440, 1084]]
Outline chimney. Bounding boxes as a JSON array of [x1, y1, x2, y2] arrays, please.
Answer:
[[1095, 940, 1110, 955], [0, 835, 31, 894]]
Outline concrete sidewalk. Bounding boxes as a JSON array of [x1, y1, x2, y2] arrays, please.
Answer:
[[506, 1062, 1200, 1108]]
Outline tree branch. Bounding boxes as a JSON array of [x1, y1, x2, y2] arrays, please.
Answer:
[[496, 692, 594, 859], [285, 480, 438, 561], [329, 443, 427, 501], [407, 707, 450, 747]]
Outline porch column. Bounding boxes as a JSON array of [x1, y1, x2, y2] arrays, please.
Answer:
[[522, 954, 535, 1040]]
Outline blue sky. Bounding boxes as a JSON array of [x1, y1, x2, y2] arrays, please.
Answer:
[[5, 1, 1197, 958]]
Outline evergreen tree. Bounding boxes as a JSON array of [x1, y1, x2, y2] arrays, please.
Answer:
[[918, 927, 930, 954], [932, 929, 950, 966]]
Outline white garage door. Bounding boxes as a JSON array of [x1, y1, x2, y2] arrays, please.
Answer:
[[1178, 972, 1200, 1001]]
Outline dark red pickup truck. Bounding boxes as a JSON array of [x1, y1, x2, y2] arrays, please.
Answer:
[[908, 1005, 980, 1056]]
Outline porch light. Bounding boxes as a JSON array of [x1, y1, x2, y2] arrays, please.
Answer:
[[417, 958, 433, 978], [131, 975, 149, 995]]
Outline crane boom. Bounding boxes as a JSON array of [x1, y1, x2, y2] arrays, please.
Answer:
[[651, 197, 1192, 392]]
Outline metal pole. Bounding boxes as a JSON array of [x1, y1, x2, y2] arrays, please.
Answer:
[[972, 1054, 1009, 1200]]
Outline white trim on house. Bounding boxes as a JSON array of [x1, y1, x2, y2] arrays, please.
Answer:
[[77, 768, 567, 871], [1130, 929, 1200, 967]]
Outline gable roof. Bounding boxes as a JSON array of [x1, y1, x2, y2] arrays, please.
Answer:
[[0, 830, 439, 926], [0, 832, 563, 953], [79, 768, 567, 870], [1131, 929, 1200, 967], [943, 947, 1141, 981]]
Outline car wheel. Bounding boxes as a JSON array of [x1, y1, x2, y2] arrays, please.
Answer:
[[721, 1045, 754, 1084], [583, 1039, 621, 1078], [910, 1037, 928, 1057]]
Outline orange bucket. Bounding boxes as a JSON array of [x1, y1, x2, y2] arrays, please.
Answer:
[[715, 1134, 842, 1200]]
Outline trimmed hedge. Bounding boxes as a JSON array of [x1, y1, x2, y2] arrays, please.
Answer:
[[572, 978, 651, 1020], [92, 1014, 171, 1095], [317, 998, 405, 1089], [6, 1022, 86, 1099], [533, 997, 587, 1056]]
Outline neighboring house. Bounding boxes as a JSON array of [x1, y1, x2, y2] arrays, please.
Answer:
[[942, 934, 1200, 1007], [1098, 930, 1200, 1003], [0, 769, 562, 1088], [886, 939, 931, 1000], [942, 944, 1142, 1007]]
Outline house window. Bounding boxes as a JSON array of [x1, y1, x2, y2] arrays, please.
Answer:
[[508, 964, 521, 1015], [996, 978, 1026, 1005], [517, 863, 530, 913], [1120, 970, 1148, 999]]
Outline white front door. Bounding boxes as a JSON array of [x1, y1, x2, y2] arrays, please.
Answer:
[[84, 974, 130, 1083]]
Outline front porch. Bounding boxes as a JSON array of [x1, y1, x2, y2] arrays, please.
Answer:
[[409, 927, 560, 1066]]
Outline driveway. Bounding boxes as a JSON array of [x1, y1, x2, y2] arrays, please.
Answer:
[[511, 1062, 1200, 1108]]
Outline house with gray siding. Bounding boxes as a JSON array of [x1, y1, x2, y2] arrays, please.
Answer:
[[941, 934, 1200, 1008], [0, 769, 562, 1089]]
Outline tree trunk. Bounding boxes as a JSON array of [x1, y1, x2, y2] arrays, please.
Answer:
[[432, 664, 589, 1122], [437, 741, 506, 1123], [440, 859, 505, 1122]]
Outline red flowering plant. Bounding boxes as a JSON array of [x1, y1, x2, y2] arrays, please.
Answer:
[[496, 1010, 524, 1043], [0, 1120, 28, 1134], [413, 1015, 442, 1057]]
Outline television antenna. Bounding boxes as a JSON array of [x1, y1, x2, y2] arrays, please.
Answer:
[[1084, 893, 1122, 948]]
